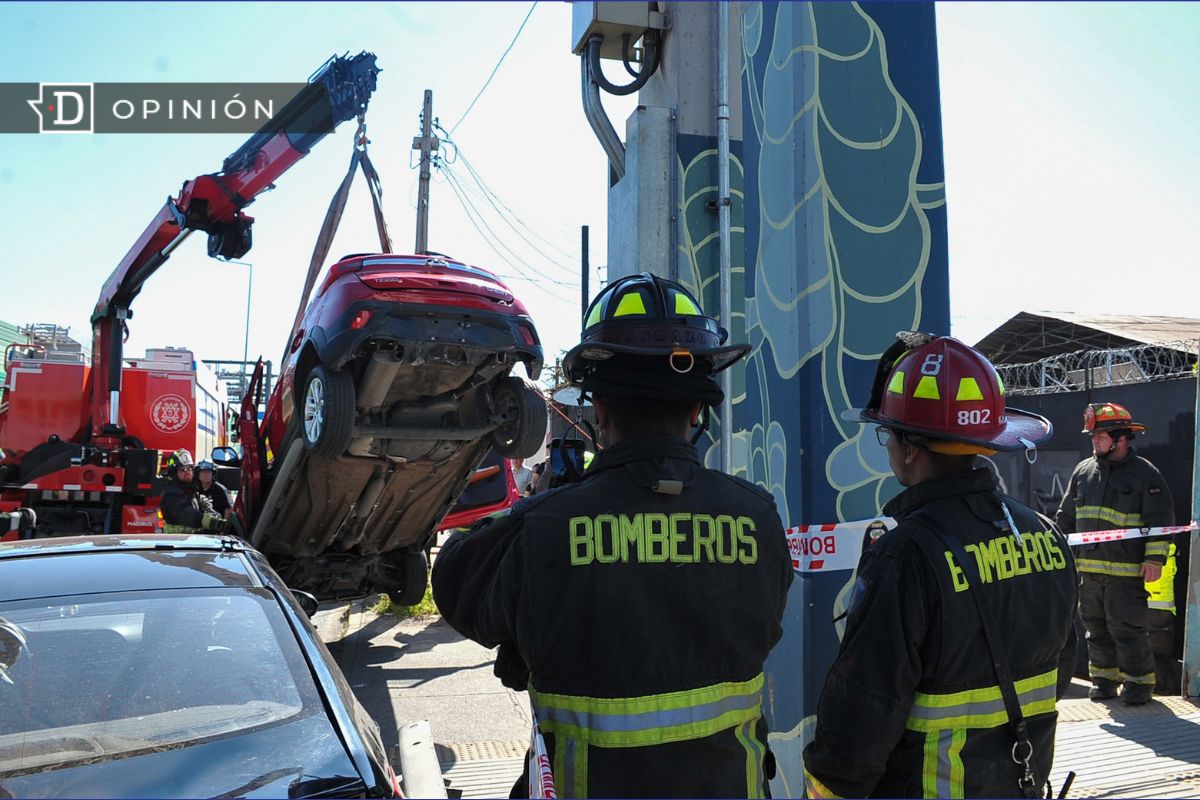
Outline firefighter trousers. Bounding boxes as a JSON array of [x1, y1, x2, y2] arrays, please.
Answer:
[[1147, 608, 1179, 694], [1080, 573, 1155, 687]]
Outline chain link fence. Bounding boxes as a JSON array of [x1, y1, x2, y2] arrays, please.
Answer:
[[995, 339, 1199, 396]]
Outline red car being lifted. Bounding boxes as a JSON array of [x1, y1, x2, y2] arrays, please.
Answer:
[[236, 253, 546, 605]]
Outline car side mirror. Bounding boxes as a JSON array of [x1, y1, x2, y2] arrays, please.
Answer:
[[211, 446, 241, 466], [292, 590, 320, 617]]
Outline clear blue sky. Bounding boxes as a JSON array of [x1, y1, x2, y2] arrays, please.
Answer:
[[1, 2, 1197, 377]]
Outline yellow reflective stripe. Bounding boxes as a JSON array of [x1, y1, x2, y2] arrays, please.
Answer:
[[956, 377, 984, 401], [532, 674, 764, 747], [1077, 559, 1143, 577], [553, 735, 567, 798], [1122, 671, 1156, 686], [612, 293, 647, 317], [585, 301, 603, 328], [907, 669, 1057, 732], [735, 719, 766, 798], [573, 737, 588, 799], [1089, 664, 1121, 682], [161, 524, 195, 534], [1075, 505, 1144, 527], [922, 731, 938, 798], [995, 371, 1006, 396], [887, 370, 906, 395], [803, 767, 841, 799], [913, 375, 940, 399], [673, 291, 701, 315]]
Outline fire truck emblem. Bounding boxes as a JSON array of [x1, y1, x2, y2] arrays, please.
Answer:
[[150, 394, 190, 434]]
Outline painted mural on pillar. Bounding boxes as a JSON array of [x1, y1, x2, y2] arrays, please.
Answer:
[[675, 3, 952, 796]]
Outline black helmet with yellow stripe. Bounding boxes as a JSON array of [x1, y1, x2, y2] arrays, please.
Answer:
[[563, 273, 750, 405]]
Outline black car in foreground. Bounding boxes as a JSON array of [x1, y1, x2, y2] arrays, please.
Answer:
[[0, 535, 400, 798]]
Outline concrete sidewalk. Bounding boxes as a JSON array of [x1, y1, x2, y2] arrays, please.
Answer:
[[316, 601, 527, 798], [1052, 680, 1200, 798], [319, 603, 1200, 799]]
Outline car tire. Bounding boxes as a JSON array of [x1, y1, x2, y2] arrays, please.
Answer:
[[490, 376, 547, 459], [386, 550, 429, 608], [302, 365, 355, 458]]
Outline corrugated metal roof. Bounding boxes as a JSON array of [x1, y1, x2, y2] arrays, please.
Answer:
[[973, 311, 1199, 364]]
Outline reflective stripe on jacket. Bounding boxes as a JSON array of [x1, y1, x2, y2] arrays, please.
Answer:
[[1055, 451, 1175, 576], [803, 469, 1079, 799]]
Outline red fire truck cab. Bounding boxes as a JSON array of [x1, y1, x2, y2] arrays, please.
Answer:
[[0, 345, 228, 537]]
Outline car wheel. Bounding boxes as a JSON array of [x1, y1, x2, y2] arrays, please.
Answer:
[[386, 550, 429, 608], [490, 376, 547, 458], [302, 364, 355, 458]]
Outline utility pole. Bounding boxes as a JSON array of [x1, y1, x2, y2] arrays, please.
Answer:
[[413, 89, 438, 254], [581, 225, 590, 325]]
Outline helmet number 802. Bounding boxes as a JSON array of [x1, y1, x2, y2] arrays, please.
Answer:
[[958, 409, 991, 426]]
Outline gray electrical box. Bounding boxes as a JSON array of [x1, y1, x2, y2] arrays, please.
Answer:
[[571, 1, 665, 59]]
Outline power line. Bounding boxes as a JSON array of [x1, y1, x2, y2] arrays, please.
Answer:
[[440, 165, 578, 304], [443, 160, 578, 278], [437, 123, 580, 266], [442, 166, 577, 290], [448, 1, 538, 135]]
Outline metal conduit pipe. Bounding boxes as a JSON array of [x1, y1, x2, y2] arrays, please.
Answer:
[[717, 1, 733, 474], [580, 38, 626, 181]]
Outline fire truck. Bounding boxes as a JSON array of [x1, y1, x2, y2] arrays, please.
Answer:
[[0, 343, 229, 534], [0, 52, 381, 539]]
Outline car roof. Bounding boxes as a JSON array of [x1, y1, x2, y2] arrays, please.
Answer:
[[0, 535, 261, 602]]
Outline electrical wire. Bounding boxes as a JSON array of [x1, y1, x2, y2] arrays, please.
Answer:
[[442, 166, 577, 290], [442, 160, 580, 278], [435, 122, 580, 267], [448, 1, 538, 136], [439, 164, 579, 304]]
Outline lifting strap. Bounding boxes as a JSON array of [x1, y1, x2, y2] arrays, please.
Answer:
[[286, 116, 393, 357]]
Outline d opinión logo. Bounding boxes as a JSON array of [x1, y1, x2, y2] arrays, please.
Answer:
[[26, 83, 94, 133]]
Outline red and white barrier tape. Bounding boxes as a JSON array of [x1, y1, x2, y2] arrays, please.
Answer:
[[787, 518, 1198, 574], [529, 709, 557, 799], [1065, 523, 1197, 547]]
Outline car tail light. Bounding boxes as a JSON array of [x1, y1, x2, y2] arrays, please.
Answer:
[[518, 325, 537, 346], [351, 310, 373, 330]]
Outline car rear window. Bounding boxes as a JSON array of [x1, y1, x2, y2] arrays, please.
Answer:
[[0, 587, 325, 777]]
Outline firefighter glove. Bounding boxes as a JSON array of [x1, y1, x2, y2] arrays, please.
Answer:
[[200, 513, 226, 533]]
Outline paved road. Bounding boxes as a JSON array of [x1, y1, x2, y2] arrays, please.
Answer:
[[315, 600, 527, 798]]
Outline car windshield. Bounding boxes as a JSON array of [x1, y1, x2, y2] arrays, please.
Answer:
[[0, 587, 324, 777]]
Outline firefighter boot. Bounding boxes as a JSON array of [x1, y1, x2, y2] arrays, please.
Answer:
[[1120, 682, 1153, 706], [1088, 680, 1119, 701]]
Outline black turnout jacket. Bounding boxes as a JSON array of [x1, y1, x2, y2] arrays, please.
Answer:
[[432, 436, 793, 798], [803, 469, 1078, 798]]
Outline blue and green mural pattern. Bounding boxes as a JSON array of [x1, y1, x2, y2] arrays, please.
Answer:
[[675, 3, 948, 794]]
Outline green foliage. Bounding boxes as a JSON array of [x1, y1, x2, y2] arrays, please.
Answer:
[[372, 586, 439, 619]]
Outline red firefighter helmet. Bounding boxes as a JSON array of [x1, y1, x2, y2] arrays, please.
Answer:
[[1082, 402, 1146, 435], [843, 334, 1052, 454]]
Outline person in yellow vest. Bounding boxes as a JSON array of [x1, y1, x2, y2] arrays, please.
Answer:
[[1146, 543, 1179, 694]]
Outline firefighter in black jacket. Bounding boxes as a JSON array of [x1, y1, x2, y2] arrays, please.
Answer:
[[195, 460, 233, 518], [1055, 402, 1174, 705], [160, 450, 224, 533], [432, 274, 794, 799], [804, 334, 1078, 799]]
